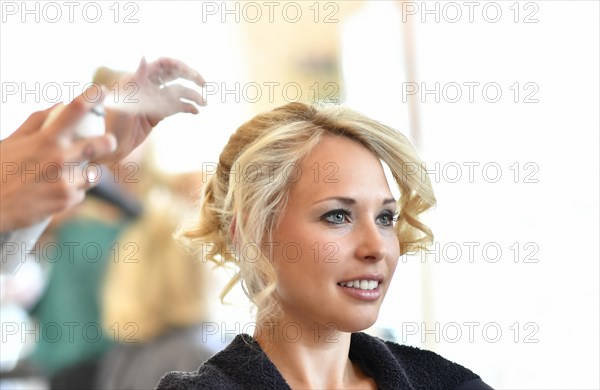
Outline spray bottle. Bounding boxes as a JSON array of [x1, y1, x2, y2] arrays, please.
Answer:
[[0, 103, 106, 275]]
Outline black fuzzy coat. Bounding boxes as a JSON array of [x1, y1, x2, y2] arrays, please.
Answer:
[[156, 332, 493, 389]]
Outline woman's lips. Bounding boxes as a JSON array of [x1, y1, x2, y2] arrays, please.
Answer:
[[337, 282, 382, 301]]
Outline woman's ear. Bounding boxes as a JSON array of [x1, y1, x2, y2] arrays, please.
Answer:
[[229, 215, 238, 243]]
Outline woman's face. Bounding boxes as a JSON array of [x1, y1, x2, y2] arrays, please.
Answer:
[[269, 135, 400, 333]]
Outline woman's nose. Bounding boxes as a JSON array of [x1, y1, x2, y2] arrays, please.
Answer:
[[354, 220, 387, 262]]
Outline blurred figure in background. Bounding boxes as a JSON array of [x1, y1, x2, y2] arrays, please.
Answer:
[[97, 171, 212, 389], [27, 174, 141, 389]]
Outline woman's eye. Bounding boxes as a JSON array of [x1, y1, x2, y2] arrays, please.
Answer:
[[322, 209, 351, 224], [378, 211, 398, 226]]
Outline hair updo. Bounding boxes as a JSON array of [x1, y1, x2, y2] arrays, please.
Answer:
[[178, 102, 436, 322]]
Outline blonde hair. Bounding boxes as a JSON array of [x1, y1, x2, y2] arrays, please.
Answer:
[[102, 187, 207, 342], [179, 102, 436, 322]]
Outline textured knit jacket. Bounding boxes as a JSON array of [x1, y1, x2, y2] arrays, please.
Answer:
[[156, 332, 493, 389]]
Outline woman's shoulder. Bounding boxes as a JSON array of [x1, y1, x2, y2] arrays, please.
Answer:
[[156, 366, 232, 390], [350, 332, 493, 390], [155, 334, 286, 390]]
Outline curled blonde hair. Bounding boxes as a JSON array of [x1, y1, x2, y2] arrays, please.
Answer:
[[179, 102, 436, 322]]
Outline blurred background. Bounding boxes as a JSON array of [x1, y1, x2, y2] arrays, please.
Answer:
[[1, 1, 598, 389]]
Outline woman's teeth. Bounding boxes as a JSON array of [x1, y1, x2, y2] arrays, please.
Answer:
[[338, 280, 379, 290]]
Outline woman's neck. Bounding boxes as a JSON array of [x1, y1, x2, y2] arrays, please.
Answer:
[[253, 317, 376, 389]]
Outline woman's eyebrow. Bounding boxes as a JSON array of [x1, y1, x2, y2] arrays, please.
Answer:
[[313, 196, 356, 206], [313, 197, 397, 205]]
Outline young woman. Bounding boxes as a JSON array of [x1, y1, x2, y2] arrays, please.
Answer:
[[157, 103, 493, 389]]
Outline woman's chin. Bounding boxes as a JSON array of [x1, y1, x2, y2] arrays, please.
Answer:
[[333, 313, 379, 334]]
